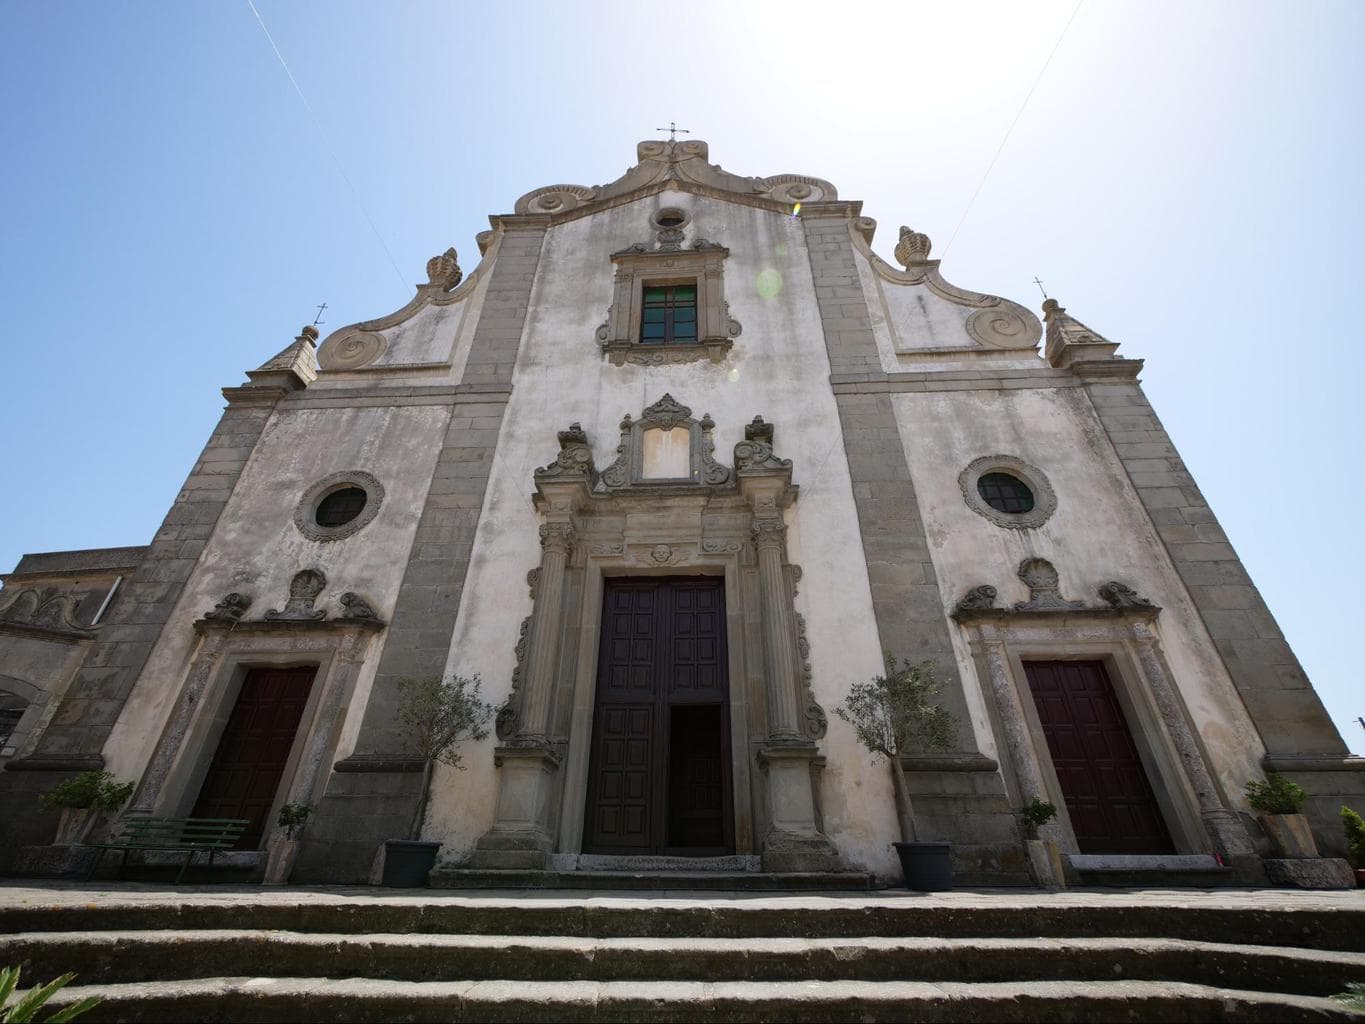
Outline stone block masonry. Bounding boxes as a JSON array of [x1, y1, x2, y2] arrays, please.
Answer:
[[1078, 368, 1346, 760], [299, 225, 548, 883]]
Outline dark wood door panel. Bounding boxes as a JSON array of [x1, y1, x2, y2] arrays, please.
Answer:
[[585, 577, 732, 855], [1023, 660, 1174, 856], [192, 666, 316, 848]]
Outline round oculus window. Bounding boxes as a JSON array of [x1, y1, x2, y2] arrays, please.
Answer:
[[651, 207, 689, 230], [976, 472, 1035, 515], [315, 487, 368, 528]]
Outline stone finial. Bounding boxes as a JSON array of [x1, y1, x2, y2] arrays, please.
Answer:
[[1041, 297, 1120, 368], [894, 226, 932, 267], [745, 415, 774, 445], [1098, 581, 1156, 611], [300, 325, 319, 343], [425, 247, 463, 291]]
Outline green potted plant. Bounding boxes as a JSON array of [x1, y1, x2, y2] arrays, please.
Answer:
[[263, 802, 310, 885], [1341, 806, 1365, 887], [38, 771, 135, 846], [382, 674, 493, 887], [1017, 797, 1063, 889], [835, 654, 955, 890], [1246, 773, 1316, 858]]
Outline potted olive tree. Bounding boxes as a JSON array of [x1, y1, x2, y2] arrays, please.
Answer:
[[382, 674, 493, 887], [835, 654, 955, 890], [1018, 797, 1064, 889], [39, 770, 135, 846], [1246, 774, 1316, 858]]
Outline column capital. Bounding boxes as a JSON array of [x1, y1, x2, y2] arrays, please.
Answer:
[[538, 521, 576, 555], [751, 518, 787, 550]]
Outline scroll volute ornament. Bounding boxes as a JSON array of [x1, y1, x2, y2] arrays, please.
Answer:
[[734, 416, 792, 474], [535, 422, 598, 486]]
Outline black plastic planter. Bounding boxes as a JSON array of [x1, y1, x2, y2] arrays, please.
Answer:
[[382, 840, 440, 887], [894, 841, 953, 891]]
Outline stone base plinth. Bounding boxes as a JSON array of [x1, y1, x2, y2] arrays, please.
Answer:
[[1263, 858, 1355, 890]]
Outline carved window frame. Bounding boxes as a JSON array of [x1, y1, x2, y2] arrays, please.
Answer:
[[294, 471, 386, 543], [959, 455, 1057, 530], [597, 247, 740, 366]]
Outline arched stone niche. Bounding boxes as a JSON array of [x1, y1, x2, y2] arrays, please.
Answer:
[[466, 395, 839, 874]]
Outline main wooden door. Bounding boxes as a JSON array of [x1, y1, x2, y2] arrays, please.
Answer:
[[1023, 660, 1174, 855], [584, 577, 733, 855], [191, 666, 316, 848]]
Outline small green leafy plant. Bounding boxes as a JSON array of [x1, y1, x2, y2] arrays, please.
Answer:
[[277, 803, 311, 840], [395, 674, 494, 840], [835, 654, 955, 843], [0, 965, 99, 1022], [1341, 805, 1365, 868], [1245, 773, 1306, 815], [1333, 982, 1365, 1012], [1018, 798, 1058, 840], [37, 771, 134, 812]]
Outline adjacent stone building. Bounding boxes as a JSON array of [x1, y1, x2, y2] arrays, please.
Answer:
[[2, 138, 1360, 885]]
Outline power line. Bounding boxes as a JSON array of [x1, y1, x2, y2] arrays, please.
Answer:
[[244, 0, 408, 290], [941, 0, 1085, 260]]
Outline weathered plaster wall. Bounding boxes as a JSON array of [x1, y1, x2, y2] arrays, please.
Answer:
[[892, 385, 1268, 805], [102, 402, 450, 784], [421, 191, 910, 878]]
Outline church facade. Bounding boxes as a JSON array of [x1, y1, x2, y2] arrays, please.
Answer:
[[2, 139, 1360, 885]]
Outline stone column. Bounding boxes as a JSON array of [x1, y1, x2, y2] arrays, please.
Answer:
[[1129, 620, 1260, 869], [753, 518, 802, 741], [975, 626, 1050, 808], [739, 470, 839, 873], [519, 522, 574, 742]]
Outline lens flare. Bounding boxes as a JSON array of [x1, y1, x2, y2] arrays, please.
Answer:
[[755, 268, 783, 299], [791, 202, 802, 218]]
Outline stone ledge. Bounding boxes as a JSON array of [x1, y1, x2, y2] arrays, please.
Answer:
[[1263, 858, 1355, 890]]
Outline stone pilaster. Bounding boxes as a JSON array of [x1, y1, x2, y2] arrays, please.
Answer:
[[800, 209, 981, 757], [314, 225, 548, 881], [520, 523, 575, 742]]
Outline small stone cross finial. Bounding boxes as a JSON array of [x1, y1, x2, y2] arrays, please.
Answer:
[[655, 121, 691, 142]]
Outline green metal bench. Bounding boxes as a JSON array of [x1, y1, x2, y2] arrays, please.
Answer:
[[83, 816, 250, 882]]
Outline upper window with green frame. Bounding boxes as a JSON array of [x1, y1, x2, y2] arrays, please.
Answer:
[[640, 284, 698, 344]]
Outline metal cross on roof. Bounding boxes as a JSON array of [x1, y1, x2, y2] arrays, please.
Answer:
[[312, 302, 328, 326], [1031, 277, 1049, 300], [656, 121, 691, 142]]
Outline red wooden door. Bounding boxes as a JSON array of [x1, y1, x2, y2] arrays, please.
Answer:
[[584, 578, 732, 855], [191, 666, 316, 847], [1023, 660, 1174, 855]]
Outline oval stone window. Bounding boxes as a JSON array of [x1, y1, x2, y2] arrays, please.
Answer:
[[976, 472, 1035, 515], [315, 487, 368, 528]]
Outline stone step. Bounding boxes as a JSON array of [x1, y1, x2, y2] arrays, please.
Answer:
[[37, 977, 1360, 1022], [427, 869, 874, 891], [4, 893, 1362, 950], [5, 931, 1363, 996]]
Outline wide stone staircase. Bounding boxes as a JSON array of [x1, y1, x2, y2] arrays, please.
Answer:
[[1, 885, 1363, 1021]]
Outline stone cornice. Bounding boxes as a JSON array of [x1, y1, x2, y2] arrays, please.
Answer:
[[0, 620, 95, 646], [1070, 358, 1144, 381], [1263, 754, 1365, 773], [4, 754, 104, 773], [951, 604, 1161, 626], [192, 616, 385, 637]]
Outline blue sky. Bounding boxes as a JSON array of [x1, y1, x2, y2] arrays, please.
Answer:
[[1, 0, 1361, 751]]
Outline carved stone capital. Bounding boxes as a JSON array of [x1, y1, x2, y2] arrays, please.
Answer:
[[539, 522, 576, 556], [751, 518, 787, 550]]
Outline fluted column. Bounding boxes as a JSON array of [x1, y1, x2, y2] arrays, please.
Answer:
[[753, 518, 801, 741], [519, 521, 574, 743]]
